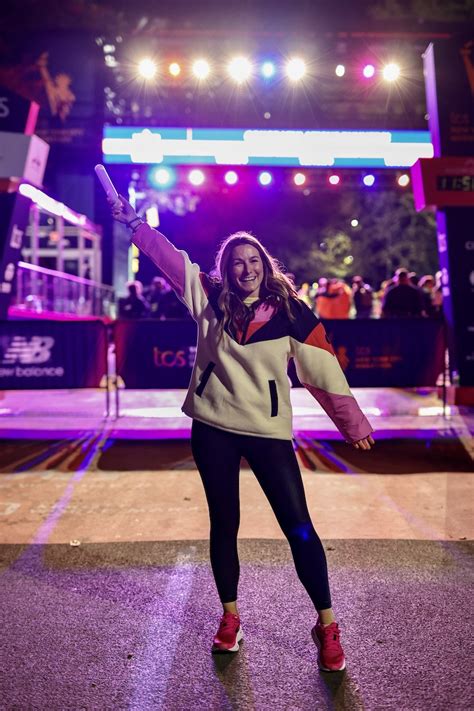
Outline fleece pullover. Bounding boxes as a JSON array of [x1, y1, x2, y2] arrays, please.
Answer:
[[132, 223, 373, 442]]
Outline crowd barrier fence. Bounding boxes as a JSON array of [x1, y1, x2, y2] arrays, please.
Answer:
[[0, 318, 447, 421], [113, 317, 447, 415]]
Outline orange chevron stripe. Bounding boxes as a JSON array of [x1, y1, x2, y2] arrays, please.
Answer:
[[304, 322, 335, 355], [243, 319, 269, 343]]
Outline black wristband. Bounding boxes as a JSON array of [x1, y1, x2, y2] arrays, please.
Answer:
[[126, 217, 142, 229]]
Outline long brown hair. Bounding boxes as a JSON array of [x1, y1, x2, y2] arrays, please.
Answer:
[[213, 231, 298, 336]]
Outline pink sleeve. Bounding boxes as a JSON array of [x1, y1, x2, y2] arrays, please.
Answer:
[[303, 384, 373, 443], [131, 223, 209, 319], [132, 223, 186, 297]]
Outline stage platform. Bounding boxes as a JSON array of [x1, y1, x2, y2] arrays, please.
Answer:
[[0, 386, 473, 441]]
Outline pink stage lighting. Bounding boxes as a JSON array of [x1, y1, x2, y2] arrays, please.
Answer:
[[188, 169, 205, 186], [363, 174, 375, 187], [224, 170, 238, 185], [293, 172, 306, 186], [363, 64, 375, 79], [328, 174, 340, 186], [398, 174, 410, 187]]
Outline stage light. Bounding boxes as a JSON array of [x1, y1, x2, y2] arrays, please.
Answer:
[[362, 64, 375, 79], [189, 169, 205, 186], [169, 62, 181, 77], [261, 61, 276, 78], [224, 170, 239, 185], [149, 167, 175, 188], [286, 57, 306, 81], [146, 206, 160, 227], [335, 64, 345, 77], [351, 219, 359, 228], [138, 58, 157, 80], [363, 174, 375, 186], [228, 57, 252, 83], [398, 173, 410, 187], [328, 174, 340, 185], [258, 171, 273, 186], [192, 59, 210, 79], [382, 63, 400, 81], [294, 172, 306, 186]]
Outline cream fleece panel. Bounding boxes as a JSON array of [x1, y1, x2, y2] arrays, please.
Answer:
[[182, 333, 295, 440], [290, 338, 353, 397]]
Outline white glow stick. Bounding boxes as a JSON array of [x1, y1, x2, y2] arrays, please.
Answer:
[[94, 164, 120, 206]]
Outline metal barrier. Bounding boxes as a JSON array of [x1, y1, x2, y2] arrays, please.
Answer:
[[12, 262, 116, 318]]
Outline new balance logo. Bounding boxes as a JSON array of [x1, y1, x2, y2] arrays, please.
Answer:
[[1, 336, 54, 365]]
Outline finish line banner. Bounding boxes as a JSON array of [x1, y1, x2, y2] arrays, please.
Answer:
[[0, 320, 107, 389], [115, 318, 445, 389]]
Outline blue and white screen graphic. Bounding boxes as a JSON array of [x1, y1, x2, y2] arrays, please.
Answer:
[[103, 127, 433, 168]]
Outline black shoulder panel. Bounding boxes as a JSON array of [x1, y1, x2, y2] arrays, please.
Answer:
[[288, 299, 321, 343]]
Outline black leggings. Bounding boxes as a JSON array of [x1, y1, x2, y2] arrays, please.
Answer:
[[191, 419, 332, 610]]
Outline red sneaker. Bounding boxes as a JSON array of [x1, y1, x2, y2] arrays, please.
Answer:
[[311, 619, 346, 672], [212, 612, 243, 653]]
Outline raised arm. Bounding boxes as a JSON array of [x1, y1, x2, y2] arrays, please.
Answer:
[[110, 195, 208, 318]]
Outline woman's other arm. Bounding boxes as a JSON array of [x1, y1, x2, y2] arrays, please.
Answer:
[[289, 300, 374, 447]]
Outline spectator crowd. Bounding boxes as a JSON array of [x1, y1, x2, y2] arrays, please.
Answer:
[[119, 269, 443, 320], [118, 276, 190, 319], [297, 269, 443, 319]]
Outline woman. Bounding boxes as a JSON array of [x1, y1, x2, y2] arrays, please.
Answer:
[[110, 196, 374, 672]]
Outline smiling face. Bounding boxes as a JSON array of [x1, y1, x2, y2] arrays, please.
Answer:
[[229, 243, 264, 298]]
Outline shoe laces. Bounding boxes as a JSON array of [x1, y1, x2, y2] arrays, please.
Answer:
[[320, 622, 341, 647], [220, 613, 239, 630]]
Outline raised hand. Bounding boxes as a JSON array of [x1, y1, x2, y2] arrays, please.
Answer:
[[108, 194, 139, 225], [352, 435, 375, 450]]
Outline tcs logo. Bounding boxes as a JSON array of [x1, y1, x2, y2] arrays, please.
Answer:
[[153, 346, 196, 368]]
